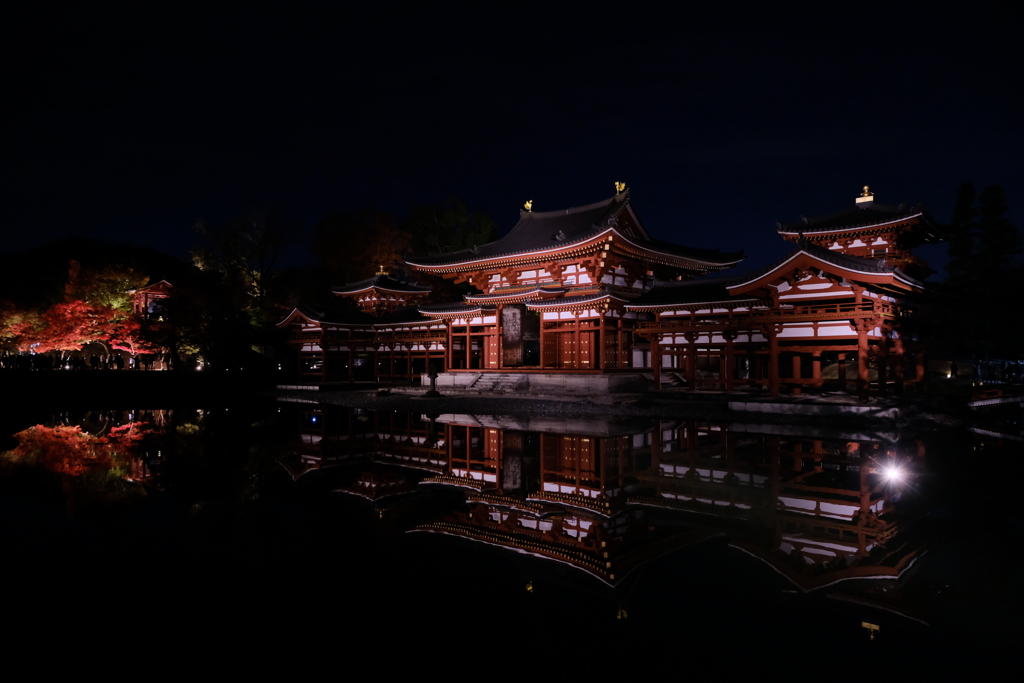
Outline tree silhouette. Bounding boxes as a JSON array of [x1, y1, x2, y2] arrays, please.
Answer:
[[404, 197, 498, 256], [940, 183, 1022, 360], [945, 182, 977, 288]]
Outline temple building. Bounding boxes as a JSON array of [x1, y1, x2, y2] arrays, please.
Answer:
[[128, 280, 172, 319], [279, 185, 944, 397]]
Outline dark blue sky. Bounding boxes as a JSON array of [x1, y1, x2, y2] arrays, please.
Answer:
[[4, 4, 1021, 277]]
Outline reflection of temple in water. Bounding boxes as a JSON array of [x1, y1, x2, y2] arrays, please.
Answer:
[[411, 415, 926, 590], [275, 406, 928, 591]]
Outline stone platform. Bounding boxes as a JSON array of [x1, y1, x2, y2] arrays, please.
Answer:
[[420, 372, 650, 394]]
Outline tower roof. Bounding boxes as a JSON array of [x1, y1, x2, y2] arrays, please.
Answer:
[[777, 201, 946, 242], [331, 273, 432, 295]]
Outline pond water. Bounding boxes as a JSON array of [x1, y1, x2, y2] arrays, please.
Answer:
[[2, 399, 1020, 666]]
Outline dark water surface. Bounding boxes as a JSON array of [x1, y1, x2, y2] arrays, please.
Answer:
[[2, 399, 1020, 668]]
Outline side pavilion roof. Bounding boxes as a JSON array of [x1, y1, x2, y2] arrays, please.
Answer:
[[406, 190, 743, 271], [777, 201, 947, 241], [626, 277, 766, 311], [332, 273, 432, 295], [727, 240, 927, 295]]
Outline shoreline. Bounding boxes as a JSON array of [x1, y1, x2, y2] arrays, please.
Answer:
[[272, 385, 994, 434]]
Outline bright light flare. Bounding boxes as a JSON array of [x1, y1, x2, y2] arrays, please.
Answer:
[[884, 466, 903, 482]]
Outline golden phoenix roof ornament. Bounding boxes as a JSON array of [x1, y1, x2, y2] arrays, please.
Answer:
[[615, 181, 626, 194], [524, 200, 533, 211]]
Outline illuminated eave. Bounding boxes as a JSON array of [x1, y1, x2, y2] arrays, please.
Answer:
[[464, 285, 568, 304], [727, 250, 903, 295], [418, 305, 496, 320], [406, 227, 741, 275], [335, 285, 431, 296], [625, 297, 767, 312], [777, 214, 922, 238], [277, 307, 317, 328], [525, 292, 628, 312]]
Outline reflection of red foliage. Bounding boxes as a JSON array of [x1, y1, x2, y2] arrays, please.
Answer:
[[5, 422, 150, 477]]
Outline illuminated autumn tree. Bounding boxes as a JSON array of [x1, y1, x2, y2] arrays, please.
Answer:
[[21, 300, 116, 357], [0, 302, 41, 352], [64, 259, 149, 312], [109, 314, 159, 357]]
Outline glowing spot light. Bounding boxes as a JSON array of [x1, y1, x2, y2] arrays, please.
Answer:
[[884, 466, 902, 482]]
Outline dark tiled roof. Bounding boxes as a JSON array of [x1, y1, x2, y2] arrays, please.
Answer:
[[777, 201, 946, 238], [293, 303, 373, 325], [526, 290, 624, 308], [418, 302, 496, 314], [373, 306, 432, 325], [332, 274, 432, 294], [627, 277, 748, 307], [801, 240, 893, 273], [728, 240, 894, 289], [407, 191, 743, 267]]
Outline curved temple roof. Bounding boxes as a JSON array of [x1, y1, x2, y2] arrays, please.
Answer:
[[418, 302, 497, 318], [407, 190, 743, 270], [332, 273, 432, 295], [626, 277, 764, 310], [728, 240, 927, 293], [777, 201, 946, 241]]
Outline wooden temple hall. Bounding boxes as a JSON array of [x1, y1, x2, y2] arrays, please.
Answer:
[[279, 185, 945, 396]]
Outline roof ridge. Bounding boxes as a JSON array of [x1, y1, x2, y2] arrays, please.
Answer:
[[778, 202, 924, 232], [648, 275, 746, 288], [522, 192, 624, 219]]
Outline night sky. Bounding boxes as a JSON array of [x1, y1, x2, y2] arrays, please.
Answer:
[[4, 5, 1022, 275]]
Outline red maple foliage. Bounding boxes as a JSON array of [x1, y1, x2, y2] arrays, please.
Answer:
[[19, 301, 114, 355], [16, 300, 162, 357], [3, 422, 151, 477], [109, 315, 159, 356]]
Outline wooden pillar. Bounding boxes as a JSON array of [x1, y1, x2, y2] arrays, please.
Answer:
[[598, 314, 607, 370], [812, 351, 821, 389], [652, 333, 662, 391], [321, 335, 329, 384], [768, 326, 780, 398], [915, 349, 926, 385], [857, 321, 869, 401], [723, 331, 736, 391], [574, 313, 581, 370], [837, 352, 846, 391], [878, 330, 889, 397], [685, 332, 697, 391], [747, 345, 757, 388], [496, 305, 504, 369], [445, 321, 453, 371], [791, 353, 802, 395]]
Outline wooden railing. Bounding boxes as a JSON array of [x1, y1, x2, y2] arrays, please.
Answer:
[[636, 301, 896, 335]]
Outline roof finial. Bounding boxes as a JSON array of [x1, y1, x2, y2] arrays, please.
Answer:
[[376, 264, 387, 276], [861, 185, 873, 197], [857, 185, 875, 205], [615, 181, 626, 194], [523, 199, 533, 212]]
